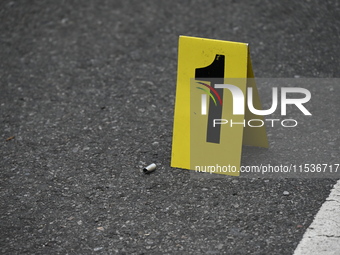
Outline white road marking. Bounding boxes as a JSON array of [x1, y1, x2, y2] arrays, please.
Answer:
[[294, 180, 340, 255]]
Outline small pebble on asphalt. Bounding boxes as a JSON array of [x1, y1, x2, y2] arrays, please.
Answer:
[[283, 191, 290, 196]]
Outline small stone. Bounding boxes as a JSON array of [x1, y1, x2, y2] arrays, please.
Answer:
[[217, 243, 224, 250], [97, 227, 104, 231], [94, 247, 103, 251], [61, 18, 68, 24], [232, 180, 239, 184], [283, 191, 290, 196]]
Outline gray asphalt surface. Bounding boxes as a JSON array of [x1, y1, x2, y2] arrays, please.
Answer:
[[1, 1, 339, 254]]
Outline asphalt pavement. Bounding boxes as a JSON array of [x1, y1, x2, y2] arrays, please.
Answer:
[[1, 1, 339, 254]]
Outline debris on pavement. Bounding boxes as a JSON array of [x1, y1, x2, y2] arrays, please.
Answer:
[[143, 163, 156, 174], [283, 191, 290, 196], [5, 136, 15, 141]]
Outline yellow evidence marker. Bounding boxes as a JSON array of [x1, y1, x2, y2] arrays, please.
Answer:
[[171, 36, 268, 176]]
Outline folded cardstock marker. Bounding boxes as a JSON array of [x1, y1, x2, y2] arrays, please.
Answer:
[[171, 36, 268, 176]]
